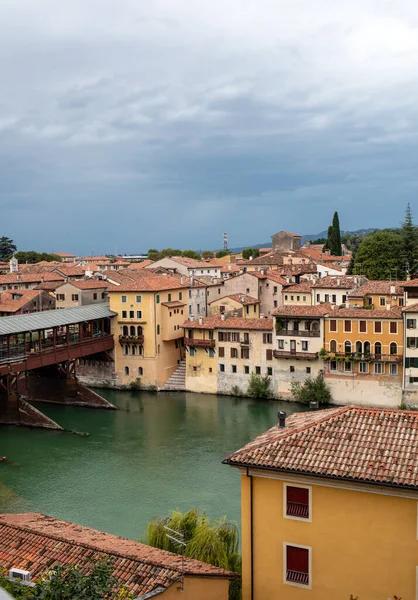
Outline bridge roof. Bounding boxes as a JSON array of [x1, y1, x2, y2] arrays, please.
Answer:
[[0, 304, 117, 336]]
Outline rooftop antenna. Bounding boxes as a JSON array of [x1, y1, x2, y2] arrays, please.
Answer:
[[164, 526, 186, 591], [223, 232, 228, 251]]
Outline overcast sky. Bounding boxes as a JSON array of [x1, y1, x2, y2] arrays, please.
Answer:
[[2, 0, 418, 254]]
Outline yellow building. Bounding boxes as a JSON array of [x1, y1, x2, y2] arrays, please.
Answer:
[[209, 294, 260, 318], [108, 275, 189, 388], [282, 281, 314, 305], [183, 315, 273, 395], [347, 280, 405, 309], [224, 405, 418, 600], [323, 307, 403, 407]]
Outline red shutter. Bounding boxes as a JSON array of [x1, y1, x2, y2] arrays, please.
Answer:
[[266, 349, 273, 361], [330, 319, 336, 332], [287, 545, 309, 575], [359, 321, 366, 333], [390, 322, 397, 334], [287, 486, 309, 505], [218, 347, 225, 358]]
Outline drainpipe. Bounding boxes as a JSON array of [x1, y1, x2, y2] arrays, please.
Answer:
[[246, 467, 254, 600]]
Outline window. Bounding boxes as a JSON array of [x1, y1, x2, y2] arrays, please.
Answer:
[[179, 292, 183, 300], [255, 366, 261, 374], [124, 366, 130, 375], [274, 286, 278, 294], [316, 294, 320, 302], [57, 294, 65, 301], [231, 365, 237, 373], [330, 360, 337, 371], [390, 363, 398, 376], [230, 347, 238, 358], [359, 361, 368, 373], [390, 321, 398, 334], [290, 366, 295, 373], [332, 294, 336, 303], [219, 364, 225, 372], [244, 366, 250, 374], [306, 367, 311, 374], [291, 295, 294, 301], [344, 340, 352, 355], [129, 311, 135, 319], [285, 544, 311, 587], [410, 377, 418, 383], [266, 349, 273, 361], [278, 339, 285, 350], [241, 347, 250, 359], [137, 310, 142, 319], [407, 337, 418, 348], [390, 342, 397, 355], [131, 345, 136, 355], [375, 341, 382, 356], [379, 297, 386, 306], [344, 320, 351, 332], [124, 345, 129, 355], [342, 294, 347, 303], [406, 357, 418, 368], [267, 367, 273, 376], [189, 347, 196, 357], [209, 367, 213, 373], [72, 294, 79, 301], [329, 320, 337, 332], [121, 295, 127, 303], [156, 295, 160, 304], [285, 295, 288, 300], [407, 319, 417, 329], [399, 297, 404, 306], [157, 325, 160, 335], [209, 348, 215, 358], [168, 293, 172, 302], [303, 296, 306, 302], [231, 332, 240, 342], [197, 304, 200, 313], [101, 292, 105, 299], [122, 310, 127, 319], [274, 300, 278, 308], [136, 295, 142, 303], [285, 484, 310, 520], [301, 341, 308, 351], [374, 363, 383, 374], [330, 340, 337, 353], [218, 347, 225, 358], [344, 361, 352, 372], [325, 294, 330, 302], [263, 333, 273, 344], [374, 321, 382, 333], [297, 296, 300, 301], [138, 367, 143, 376]]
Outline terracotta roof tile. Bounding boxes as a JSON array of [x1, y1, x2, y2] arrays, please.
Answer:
[[248, 271, 288, 285], [283, 281, 315, 293], [348, 280, 405, 298], [107, 274, 189, 292], [0, 273, 64, 285], [402, 303, 418, 313], [182, 316, 273, 330], [312, 276, 362, 289], [0, 290, 43, 313], [128, 260, 154, 270], [55, 280, 109, 290], [0, 513, 233, 597], [210, 294, 260, 306], [330, 306, 402, 319], [403, 279, 418, 288], [272, 303, 333, 317], [224, 406, 418, 489]]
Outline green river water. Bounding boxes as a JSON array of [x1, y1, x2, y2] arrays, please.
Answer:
[[0, 390, 307, 541]]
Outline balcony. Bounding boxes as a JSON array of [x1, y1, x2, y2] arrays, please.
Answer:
[[119, 335, 144, 345], [184, 338, 215, 348], [276, 329, 320, 338], [240, 339, 251, 347], [333, 352, 402, 363], [274, 350, 318, 360]]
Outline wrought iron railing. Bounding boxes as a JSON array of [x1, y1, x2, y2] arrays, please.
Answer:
[[286, 570, 309, 585], [286, 501, 309, 518]]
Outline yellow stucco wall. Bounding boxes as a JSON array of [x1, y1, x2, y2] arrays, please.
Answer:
[[210, 297, 260, 318], [185, 330, 218, 393], [324, 315, 403, 356], [240, 471, 418, 600], [282, 291, 312, 306], [162, 576, 229, 600]]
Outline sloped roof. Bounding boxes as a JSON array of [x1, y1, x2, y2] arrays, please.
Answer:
[[182, 316, 273, 330], [312, 276, 361, 289], [0, 513, 233, 598], [283, 281, 315, 293], [0, 290, 43, 313], [348, 280, 405, 298], [224, 406, 418, 490], [330, 307, 402, 320], [210, 294, 260, 306], [272, 303, 332, 317]]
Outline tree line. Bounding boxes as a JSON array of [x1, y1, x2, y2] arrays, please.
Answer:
[[147, 248, 232, 261], [0, 237, 62, 264]]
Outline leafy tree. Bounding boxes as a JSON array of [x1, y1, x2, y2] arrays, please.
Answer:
[[147, 249, 160, 261], [242, 248, 260, 260], [0, 237, 17, 260], [215, 250, 232, 258], [143, 508, 241, 600], [353, 231, 406, 280], [201, 250, 215, 259], [310, 237, 327, 245], [290, 374, 332, 405], [332, 211, 342, 255], [160, 248, 182, 258], [401, 203, 418, 277], [14, 251, 62, 264], [247, 373, 272, 399], [0, 558, 133, 599], [182, 250, 201, 260]]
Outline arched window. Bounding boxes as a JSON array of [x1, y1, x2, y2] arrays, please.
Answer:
[[355, 341, 363, 355], [364, 341, 371, 355], [390, 342, 397, 355], [138, 367, 143, 376], [311, 321, 320, 331], [330, 340, 337, 353], [344, 340, 352, 355], [131, 345, 136, 355], [130, 325, 136, 336], [375, 342, 382, 356], [124, 366, 130, 376], [122, 325, 128, 336], [124, 345, 129, 355], [137, 326, 143, 336]]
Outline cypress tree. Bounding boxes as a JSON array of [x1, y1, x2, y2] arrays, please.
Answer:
[[401, 203, 418, 277], [332, 211, 342, 255]]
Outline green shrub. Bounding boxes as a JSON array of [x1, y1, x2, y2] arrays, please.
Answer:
[[128, 378, 141, 391], [290, 374, 332, 405], [247, 373, 272, 399], [231, 385, 245, 397]]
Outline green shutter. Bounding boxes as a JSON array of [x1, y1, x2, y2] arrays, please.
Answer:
[[156, 295, 160, 304]]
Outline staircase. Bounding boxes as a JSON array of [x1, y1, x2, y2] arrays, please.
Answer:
[[162, 360, 186, 391]]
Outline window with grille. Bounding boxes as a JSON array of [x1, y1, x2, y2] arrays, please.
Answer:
[[285, 485, 310, 520], [285, 544, 310, 587]]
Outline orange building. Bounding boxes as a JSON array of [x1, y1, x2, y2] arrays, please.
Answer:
[[347, 280, 405, 309]]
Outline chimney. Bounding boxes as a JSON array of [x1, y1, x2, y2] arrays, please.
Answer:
[[221, 313, 226, 321], [386, 303, 391, 311], [198, 316, 203, 325], [278, 411, 286, 428], [390, 285, 396, 295], [337, 278, 341, 286], [191, 276, 195, 287], [331, 304, 335, 310], [180, 275, 186, 285]]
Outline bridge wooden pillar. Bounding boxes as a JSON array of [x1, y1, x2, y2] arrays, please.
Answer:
[[0, 373, 21, 423]]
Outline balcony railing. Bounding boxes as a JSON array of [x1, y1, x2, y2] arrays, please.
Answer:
[[333, 352, 402, 363], [274, 350, 318, 360], [286, 502, 309, 519], [184, 338, 215, 348], [240, 339, 251, 346], [119, 335, 144, 345], [286, 570, 309, 586], [276, 329, 320, 338]]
